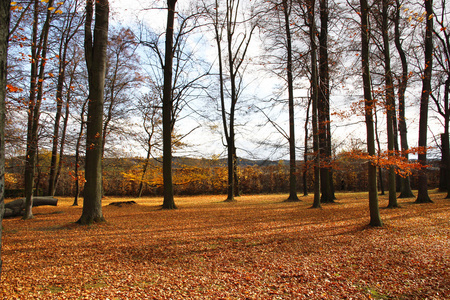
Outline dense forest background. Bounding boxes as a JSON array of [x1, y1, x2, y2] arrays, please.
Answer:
[[4, 154, 441, 197]]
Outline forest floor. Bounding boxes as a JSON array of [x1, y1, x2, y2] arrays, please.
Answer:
[[1, 191, 449, 299]]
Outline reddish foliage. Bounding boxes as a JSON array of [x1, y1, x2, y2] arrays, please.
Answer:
[[1, 192, 449, 299]]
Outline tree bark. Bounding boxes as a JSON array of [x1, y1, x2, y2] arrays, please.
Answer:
[[303, 97, 311, 196], [4, 197, 58, 218], [382, 0, 398, 208], [415, 0, 433, 204], [394, 0, 414, 198], [0, 0, 10, 278], [360, 0, 383, 226], [318, 0, 333, 204], [162, 0, 177, 209], [283, 0, 299, 202], [77, 0, 109, 224], [308, 0, 321, 208]]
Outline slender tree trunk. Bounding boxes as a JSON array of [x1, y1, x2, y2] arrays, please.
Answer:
[[0, 0, 10, 277], [303, 97, 311, 196], [445, 80, 450, 199], [283, 0, 299, 202], [138, 139, 152, 198], [360, 0, 383, 226], [439, 132, 449, 191], [73, 99, 87, 206], [77, 0, 109, 223], [415, 0, 433, 204], [382, 0, 398, 208], [48, 37, 69, 196], [374, 103, 385, 195], [308, 0, 321, 208], [162, 0, 177, 209]]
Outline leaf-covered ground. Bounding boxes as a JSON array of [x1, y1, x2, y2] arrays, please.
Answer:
[[1, 191, 449, 299]]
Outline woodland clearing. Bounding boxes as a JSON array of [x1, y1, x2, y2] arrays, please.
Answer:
[[1, 191, 449, 299]]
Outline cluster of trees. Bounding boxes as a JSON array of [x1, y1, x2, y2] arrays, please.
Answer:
[[0, 0, 449, 261]]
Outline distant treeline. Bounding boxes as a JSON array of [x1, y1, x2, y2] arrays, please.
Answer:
[[5, 155, 441, 198]]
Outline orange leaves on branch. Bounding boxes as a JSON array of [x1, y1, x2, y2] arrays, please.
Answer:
[[341, 147, 430, 177], [7, 84, 23, 93]]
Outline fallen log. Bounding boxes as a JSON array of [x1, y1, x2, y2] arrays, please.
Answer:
[[3, 196, 58, 218], [108, 201, 137, 207]]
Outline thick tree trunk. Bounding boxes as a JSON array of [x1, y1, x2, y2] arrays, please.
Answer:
[[415, 0, 433, 204], [283, 0, 299, 202], [162, 0, 177, 209], [0, 0, 10, 277], [318, 0, 333, 204], [78, 0, 109, 224], [360, 0, 382, 226]]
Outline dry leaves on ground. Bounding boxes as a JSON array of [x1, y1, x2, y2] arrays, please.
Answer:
[[1, 192, 449, 299]]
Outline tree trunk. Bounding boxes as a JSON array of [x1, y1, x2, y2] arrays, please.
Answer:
[[394, 0, 414, 198], [77, 0, 109, 224], [318, 0, 333, 204], [283, 0, 299, 202], [162, 0, 177, 209], [0, 0, 10, 277], [415, 0, 433, 204], [73, 99, 87, 206], [303, 97, 311, 196], [308, 0, 321, 208], [382, 0, 398, 208], [360, 0, 383, 226]]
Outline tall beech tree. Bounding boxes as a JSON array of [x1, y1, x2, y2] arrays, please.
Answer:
[[431, 0, 450, 198], [161, 0, 177, 209], [24, 0, 55, 220], [318, 0, 334, 204], [306, 0, 321, 208], [415, 0, 433, 204], [360, 0, 383, 226], [77, 0, 109, 224], [211, 0, 258, 202], [381, 0, 397, 208], [394, 0, 414, 198], [282, 0, 300, 202], [0, 0, 10, 277]]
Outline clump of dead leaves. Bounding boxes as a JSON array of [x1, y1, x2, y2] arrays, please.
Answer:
[[1, 192, 449, 299]]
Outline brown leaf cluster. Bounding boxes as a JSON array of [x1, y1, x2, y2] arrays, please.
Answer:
[[1, 192, 449, 299]]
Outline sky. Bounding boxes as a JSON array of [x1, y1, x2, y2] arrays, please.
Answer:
[[106, 0, 445, 161]]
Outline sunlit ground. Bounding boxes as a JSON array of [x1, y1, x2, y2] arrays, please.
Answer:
[[1, 190, 449, 299]]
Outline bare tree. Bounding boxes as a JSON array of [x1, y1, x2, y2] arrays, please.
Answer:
[[48, 0, 84, 196], [24, 0, 56, 219], [394, 0, 414, 198], [360, 0, 383, 226]]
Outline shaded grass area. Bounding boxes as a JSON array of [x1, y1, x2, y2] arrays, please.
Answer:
[[1, 191, 449, 299]]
